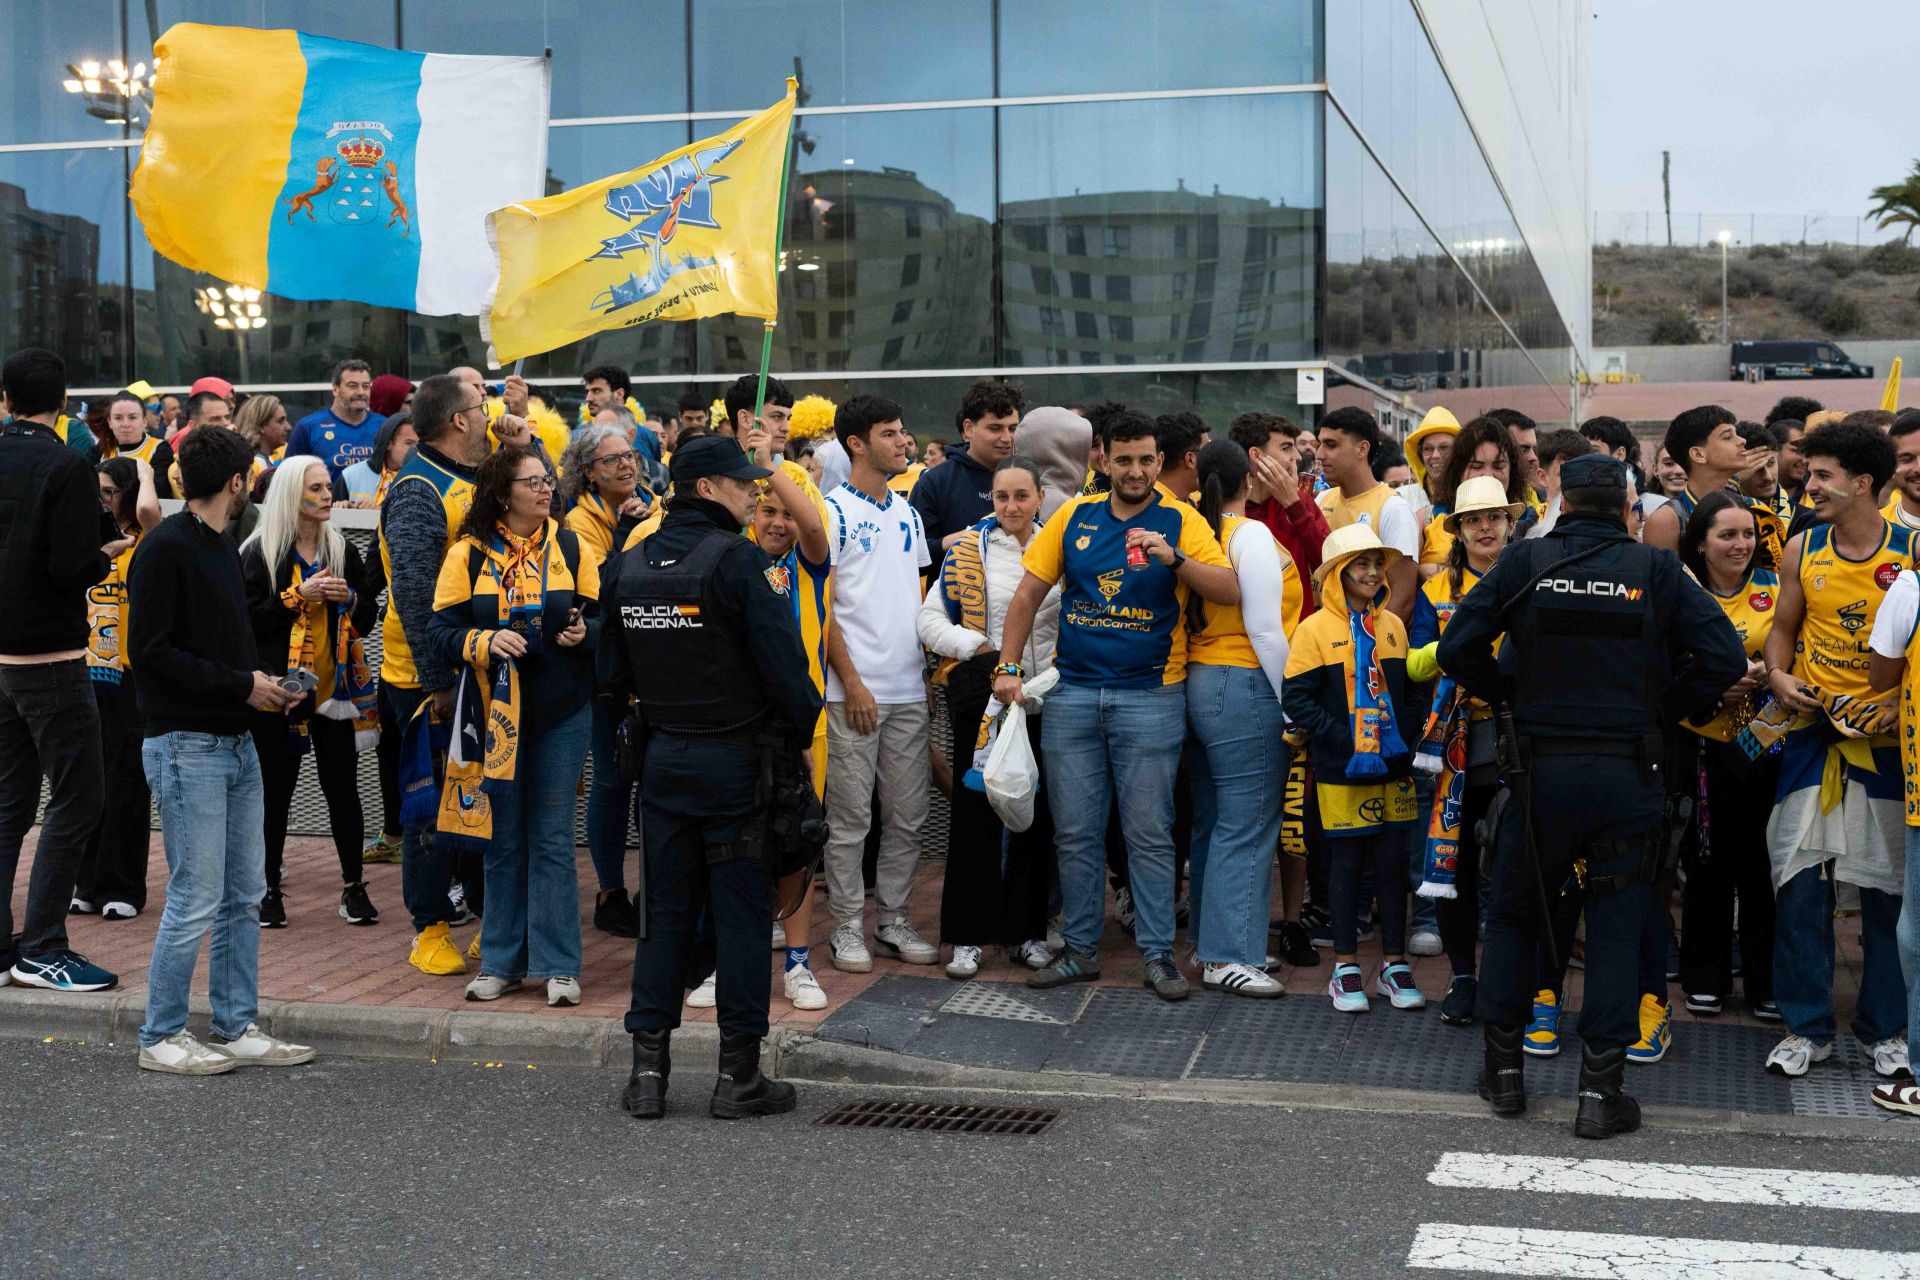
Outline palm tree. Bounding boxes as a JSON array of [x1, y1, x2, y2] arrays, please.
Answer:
[[1868, 161, 1920, 245]]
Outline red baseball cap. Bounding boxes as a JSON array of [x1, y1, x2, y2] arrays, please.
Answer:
[[189, 375, 235, 401]]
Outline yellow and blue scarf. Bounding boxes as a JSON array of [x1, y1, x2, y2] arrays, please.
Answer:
[[1345, 602, 1405, 777], [278, 555, 377, 752], [1414, 677, 1470, 897], [437, 643, 520, 855]]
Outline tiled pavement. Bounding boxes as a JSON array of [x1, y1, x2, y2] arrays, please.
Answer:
[[6, 824, 1895, 1120]]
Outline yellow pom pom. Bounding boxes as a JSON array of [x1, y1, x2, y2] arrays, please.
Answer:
[[788, 393, 838, 442], [710, 398, 728, 430]]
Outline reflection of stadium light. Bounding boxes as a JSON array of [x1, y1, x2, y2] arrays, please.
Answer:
[[797, 261, 821, 271], [63, 55, 150, 125]]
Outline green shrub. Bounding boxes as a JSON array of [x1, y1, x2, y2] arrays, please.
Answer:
[[1648, 310, 1700, 345], [1817, 248, 1859, 278], [1864, 241, 1920, 275], [1750, 243, 1790, 262], [1817, 291, 1865, 333]]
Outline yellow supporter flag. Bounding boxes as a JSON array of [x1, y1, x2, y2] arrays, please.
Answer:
[[482, 79, 796, 365], [1882, 356, 1903, 414]]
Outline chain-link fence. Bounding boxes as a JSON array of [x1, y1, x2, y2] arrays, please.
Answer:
[[1593, 211, 1907, 250]]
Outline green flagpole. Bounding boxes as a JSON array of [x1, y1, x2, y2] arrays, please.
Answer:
[[751, 81, 800, 429]]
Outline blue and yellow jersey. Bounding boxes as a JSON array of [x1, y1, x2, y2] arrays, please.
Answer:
[[1419, 508, 1453, 567], [1187, 513, 1300, 668], [769, 542, 832, 797], [1793, 521, 1917, 702], [565, 488, 657, 570], [103, 433, 163, 465], [1672, 484, 1787, 571], [379, 449, 476, 688], [1688, 567, 1777, 742], [1022, 490, 1230, 688], [887, 461, 925, 497], [1410, 562, 1483, 650], [1282, 600, 1418, 835]]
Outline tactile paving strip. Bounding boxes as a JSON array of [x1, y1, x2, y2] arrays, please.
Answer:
[[941, 982, 1070, 1025], [1791, 1035, 1906, 1122], [1187, 997, 1355, 1084], [1338, 1007, 1486, 1095], [1046, 1026, 1203, 1079]]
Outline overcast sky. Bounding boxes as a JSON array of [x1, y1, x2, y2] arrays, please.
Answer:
[[1591, 0, 1910, 229]]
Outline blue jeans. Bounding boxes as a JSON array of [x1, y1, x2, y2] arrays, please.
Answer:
[[1900, 830, 1920, 1069], [1043, 680, 1185, 960], [139, 732, 265, 1047], [1185, 665, 1284, 967], [586, 698, 633, 892], [1774, 862, 1906, 1045], [478, 703, 590, 980]]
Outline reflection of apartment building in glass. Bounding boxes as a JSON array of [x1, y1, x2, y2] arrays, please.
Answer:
[[1001, 188, 1314, 368], [0, 183, 106, 379], [701, 165, 992, 375]]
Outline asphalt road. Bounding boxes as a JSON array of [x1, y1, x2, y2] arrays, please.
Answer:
[[3, 1039, 1918, 1279]]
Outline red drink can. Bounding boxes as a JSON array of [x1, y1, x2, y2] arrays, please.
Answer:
[[1126, 542, 1148, 570]]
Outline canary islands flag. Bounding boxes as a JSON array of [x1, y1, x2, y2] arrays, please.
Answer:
[[131, 24, 549, 315], [482, 79, 797, 365]]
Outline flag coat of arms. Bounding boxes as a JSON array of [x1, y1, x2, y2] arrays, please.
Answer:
[[482, 80, 797, 365], [131, 24, 549, 315]]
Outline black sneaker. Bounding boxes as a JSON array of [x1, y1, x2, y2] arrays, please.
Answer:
[[1273, 920, 1320, 968], [1684, 991, 1722, 1016], [1440, 974, 1478, 1027], [1303, 904, 1334, 949], [339, 881, 379, 926], [594, 888, 640, 938], [1142, 954, 1190, 1002], [260, 889, 287, 929]]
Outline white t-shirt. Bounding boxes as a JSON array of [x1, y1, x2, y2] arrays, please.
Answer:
[[1868, 569, 1920, 662], [825, 481, 932, 704], [1376, 489, 1420, 557]]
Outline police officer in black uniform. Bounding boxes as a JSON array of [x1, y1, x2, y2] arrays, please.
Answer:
[[601, 435, 824, 1121], [1437, 454, 1745, 1138]]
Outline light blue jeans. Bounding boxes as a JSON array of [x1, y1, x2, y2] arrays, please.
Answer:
[[1186, 665, 1285, 967], [1043, 680, 1185, 960], [479, 703, 590, 981], [1899, 829, 1920, 1069], [139, 731, 266, 1047]]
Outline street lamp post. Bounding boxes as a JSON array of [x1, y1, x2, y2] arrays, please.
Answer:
[[1717, 229, 1732, 345]]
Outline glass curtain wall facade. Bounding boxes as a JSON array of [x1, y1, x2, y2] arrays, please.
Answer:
[[5, 0, 1579, 430]]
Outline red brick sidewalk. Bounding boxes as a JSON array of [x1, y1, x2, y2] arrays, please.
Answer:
[[8, 826, 1863, 1035]]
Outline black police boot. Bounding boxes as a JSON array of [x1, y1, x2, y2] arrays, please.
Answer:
[[709, 1032, 797, 1119], [1478, 1022, 1527, 1115], [1573, 1042, 1643, 1140], [619, 1030, 670, 1120]]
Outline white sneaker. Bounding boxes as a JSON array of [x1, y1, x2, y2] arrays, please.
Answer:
[[465, 974, 523, 1002], [69, 896, 99, 915], [1408, 928, 1444, 957], [772, 922, 787, 951], [1869, 1036, 1912, 1079], [686, 971, 718, 1008], [829, 921, 873, 973], [784, 964, 828, 1011], [138, 1031, 237, 1076], [946, 945, 982, 979], [206, 1022, 316, 1067], [546, 977, 581, 1007], [875, 920, 939, 965], [1011, 940, 1052, 970], [1764, 1033, 1834, 1077], [101, 901, 139, 921], [1203, 962, 1284, 998]]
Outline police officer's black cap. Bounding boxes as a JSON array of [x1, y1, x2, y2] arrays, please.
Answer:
[[1559, 453, 1629, 493], [669, 435, 771, 486]]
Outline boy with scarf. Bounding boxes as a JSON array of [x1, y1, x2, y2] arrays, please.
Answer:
[[1283, 524, 1422, 1014]]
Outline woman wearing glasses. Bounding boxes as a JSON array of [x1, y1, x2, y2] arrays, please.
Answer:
[[560, 424, 656, 938], [427, 445, 600, 1007]]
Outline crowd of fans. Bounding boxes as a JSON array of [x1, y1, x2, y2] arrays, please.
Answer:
[[0, 344, 1915, 1115]]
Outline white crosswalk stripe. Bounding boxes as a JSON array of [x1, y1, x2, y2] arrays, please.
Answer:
[[1412, 1152, 1920, 1277], [1408, 1223, 1920, 1278], [1428, 1151, 1920, 1213]]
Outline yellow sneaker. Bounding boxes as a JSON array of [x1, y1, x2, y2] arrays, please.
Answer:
[[409, 922, 467, 976], [1627, 993, 1671, 1064], [467, 933, 481, 961], [1523, 988, 1561, 1057]]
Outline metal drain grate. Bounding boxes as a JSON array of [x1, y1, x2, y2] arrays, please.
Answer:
[[815, 1099, 1059, 1135]]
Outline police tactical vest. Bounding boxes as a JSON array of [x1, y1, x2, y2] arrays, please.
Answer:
[[1506, 533, 1667, 737], [620, 527, 765, 734]]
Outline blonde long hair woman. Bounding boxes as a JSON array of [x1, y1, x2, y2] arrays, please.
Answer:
[[239, 456, 380, 929], [233, 394, 291, 474]]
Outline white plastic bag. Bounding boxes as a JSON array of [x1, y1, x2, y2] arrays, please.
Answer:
[[983, 669, 1059, 832]]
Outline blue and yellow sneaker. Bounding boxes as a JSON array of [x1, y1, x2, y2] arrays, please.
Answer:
[[1523, 989, 1561, 1057], [1626, 993, 1671, 1064]]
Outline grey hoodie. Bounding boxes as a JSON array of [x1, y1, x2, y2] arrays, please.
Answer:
[[1013, 406, 1093, 522]]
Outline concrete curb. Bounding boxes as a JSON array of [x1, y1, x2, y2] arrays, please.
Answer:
[[3, 990, 1912, 1143]]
